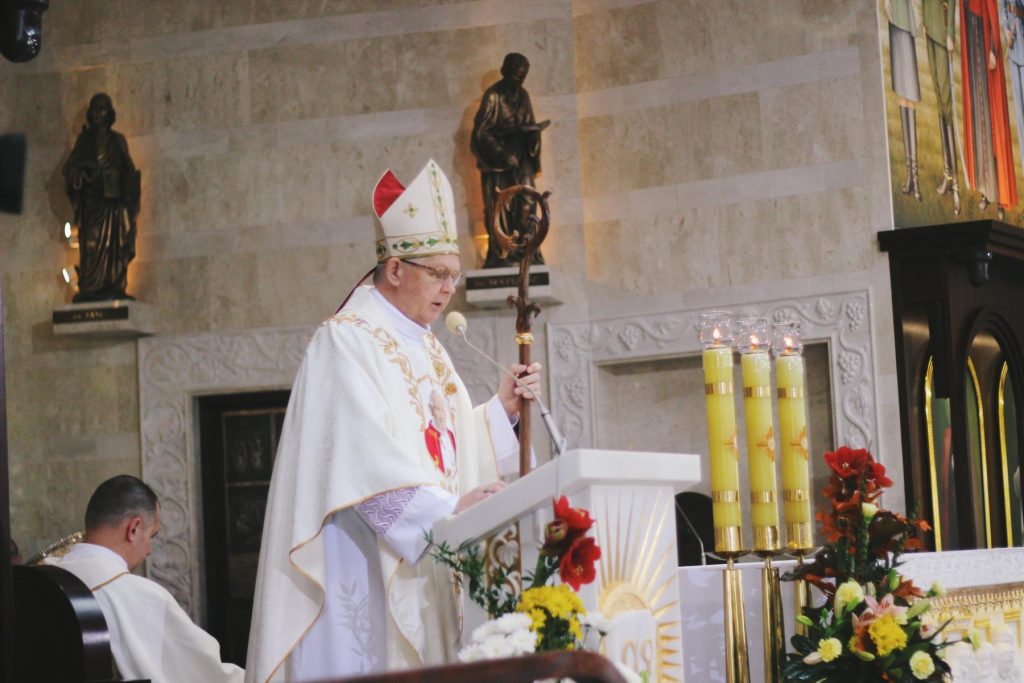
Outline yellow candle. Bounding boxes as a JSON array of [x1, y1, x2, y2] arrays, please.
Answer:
[[702, 344, 742, 549], [741, 348, 780, 544], [776, 351, 812, 549]]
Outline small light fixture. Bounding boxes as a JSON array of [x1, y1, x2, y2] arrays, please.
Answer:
[[60, 266, 77, 288], [63, 221, 78, 248]]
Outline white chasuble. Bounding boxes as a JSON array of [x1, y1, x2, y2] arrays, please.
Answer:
[[47, 543, 245, 683], [246, 286, 518, 683]]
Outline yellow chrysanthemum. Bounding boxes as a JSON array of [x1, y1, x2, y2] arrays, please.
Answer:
[[568, 616, 583, 642], [817, 637, 842, 663], [517, 585, 586, 621], [522, 608, 546, 632], [835, 580, 864, 610], [909, 651, 935, 680], [868, 615, 908, 657]]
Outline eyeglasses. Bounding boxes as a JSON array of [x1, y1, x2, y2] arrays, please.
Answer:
[[403, 260, 462, 286]]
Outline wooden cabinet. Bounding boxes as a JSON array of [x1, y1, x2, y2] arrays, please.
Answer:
[[880, 221, 1024, 550]]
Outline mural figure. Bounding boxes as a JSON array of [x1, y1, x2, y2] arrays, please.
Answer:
[[63, 93, 140, 302], [886, 0, 924, 201], [470, 52, 550, 267], [923, 0, 963, 213], [1002, 0, 1024, 197], [960, 0, 1018, 216]]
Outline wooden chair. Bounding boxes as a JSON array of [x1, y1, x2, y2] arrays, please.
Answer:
[[11, 563, 123, 681]]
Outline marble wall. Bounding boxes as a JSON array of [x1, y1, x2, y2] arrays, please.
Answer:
[[0, 0, 902, 569]]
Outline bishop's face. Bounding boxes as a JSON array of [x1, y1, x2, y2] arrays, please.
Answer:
[[392, 254, 460, 326]]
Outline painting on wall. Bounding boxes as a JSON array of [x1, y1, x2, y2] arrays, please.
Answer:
[[878, 0, 1024, 228]]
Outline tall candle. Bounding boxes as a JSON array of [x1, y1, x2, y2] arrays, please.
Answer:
[[738, 319, 779, 552], [699, 312, 742, 554], [773, 322, 813, 551]]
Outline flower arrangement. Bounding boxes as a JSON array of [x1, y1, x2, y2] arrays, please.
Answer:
[[783, 446, 950, 682], [429, 495, 602, 654]]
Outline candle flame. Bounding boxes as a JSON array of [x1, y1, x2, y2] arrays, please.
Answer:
[[750, 334, 760, 347], [784, 335, 794, 351], [712, 328, 721, 341]]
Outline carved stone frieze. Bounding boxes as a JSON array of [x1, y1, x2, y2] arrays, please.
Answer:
[[546, 290, 878, 454], [138, 325, 313, 618]]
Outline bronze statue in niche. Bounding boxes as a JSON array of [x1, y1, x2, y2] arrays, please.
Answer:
[[63, 93, 140, 302], [470, 52, 550, 267]]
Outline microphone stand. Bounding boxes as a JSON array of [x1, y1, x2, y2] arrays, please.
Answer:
[[451, 326, 566, 459], [489, 185, 552, 476]]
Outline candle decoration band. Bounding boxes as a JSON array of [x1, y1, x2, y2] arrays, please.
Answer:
[[715, 526, 744, 554], [786, 522, 815, 551], [749, 490, 776, 504], [776, 387, 805, 399], [712, 489, 740, 503], [705, 381, 734, 396], [753, 525, 781, 552], [514, 333, 535, 345], [742, 385, 772, 398], [782, 489, 809, 502]]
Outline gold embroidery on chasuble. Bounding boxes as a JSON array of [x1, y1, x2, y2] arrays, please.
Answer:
[[425, 332, 460, 492], [328, 313, 429, 431]]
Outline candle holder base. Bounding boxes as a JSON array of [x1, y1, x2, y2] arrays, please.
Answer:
[[722, 556, 751, 683], [758, 552, 786, 683], [783, 547, 822, 637]]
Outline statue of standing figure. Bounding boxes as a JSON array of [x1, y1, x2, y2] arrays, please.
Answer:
[[63, 93, 140, 302], [470, 53, 550, 267]]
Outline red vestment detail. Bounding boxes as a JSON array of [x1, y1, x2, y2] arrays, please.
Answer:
[[423, 423, 454, 474]]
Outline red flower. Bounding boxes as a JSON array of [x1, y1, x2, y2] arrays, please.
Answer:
[[867, 461, 893, 489], [553, 495, 595, 534], [559, 536, 601, 590], [824, 447, 870, 480]]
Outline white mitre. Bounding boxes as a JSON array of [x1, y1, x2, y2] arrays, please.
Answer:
[[372, 159, 459, 262]]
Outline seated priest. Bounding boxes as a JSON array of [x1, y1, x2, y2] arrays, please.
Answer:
[[246, 159, 542, 683], [46, 475, 244, 683]]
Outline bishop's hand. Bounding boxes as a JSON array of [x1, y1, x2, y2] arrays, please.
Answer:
[[498, 362, 543, 420]]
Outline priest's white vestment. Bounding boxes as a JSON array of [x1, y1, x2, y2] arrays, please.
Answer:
[[47, 543, 245, 683], [246, 285, 518, 683]]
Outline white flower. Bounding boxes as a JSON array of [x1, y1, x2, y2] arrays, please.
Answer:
[[580, 611, 612, 635], [481, 634, 516, 659], [508, 627, 538, 653], [457, 644, 484, 662], [459, 613, 536, 661], [491, 612, 532, 636]]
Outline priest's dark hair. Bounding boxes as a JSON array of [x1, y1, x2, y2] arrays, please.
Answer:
[[85, 475, 158, 530]]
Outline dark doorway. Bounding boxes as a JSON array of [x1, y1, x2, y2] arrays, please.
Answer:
[[198, 390, 289, 667]]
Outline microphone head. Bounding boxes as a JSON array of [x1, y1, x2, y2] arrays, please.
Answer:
[[445, 311, 468, 336]]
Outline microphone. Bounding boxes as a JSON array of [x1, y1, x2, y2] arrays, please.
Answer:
[[445, 311, 567, 457]]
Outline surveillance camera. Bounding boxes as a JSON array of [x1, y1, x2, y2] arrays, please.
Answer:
[[1, 1, 50, 63]]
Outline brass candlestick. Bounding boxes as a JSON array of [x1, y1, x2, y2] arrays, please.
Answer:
[[786, 522, 816, 637], [790, 548, 815, 638], [721, 553, 751, 683], [757, 550, 786, 683]]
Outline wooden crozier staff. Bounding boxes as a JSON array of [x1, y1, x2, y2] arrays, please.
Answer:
[[490, 185, 551, 477]]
